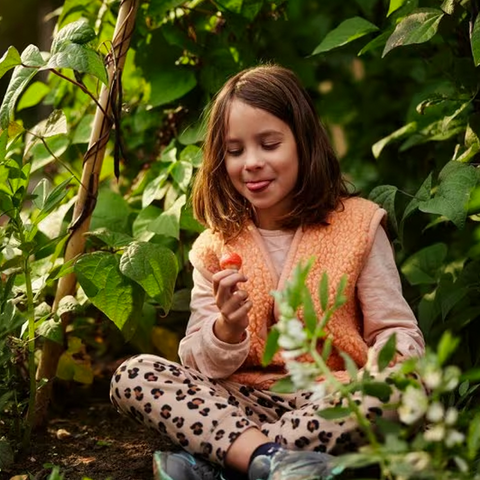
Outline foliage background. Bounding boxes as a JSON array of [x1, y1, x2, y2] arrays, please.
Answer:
[[1, 0, 480, 464]]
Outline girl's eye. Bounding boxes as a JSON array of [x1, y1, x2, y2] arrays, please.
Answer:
[[227, 149, 243, 156], [263, 143, 280, 150]]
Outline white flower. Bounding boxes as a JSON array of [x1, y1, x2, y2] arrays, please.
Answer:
[[280, 348, 306, 361], [310, 383, 327, 402], [443, 366, 461, 392], [399, 385, 428, 425], [454, 456, 469, 473], [424, 424, 445, 442], [277, 318, 307, 350], [287, 360, 317, 390], [445, 407, 458, 426], [445, 429, 465, 448], [426, 402, 444, 423], [404, 452, 430, 471], [423, 365, 442, 390]]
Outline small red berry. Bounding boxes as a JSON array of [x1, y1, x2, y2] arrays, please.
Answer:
[[219, 252, 242, 271]]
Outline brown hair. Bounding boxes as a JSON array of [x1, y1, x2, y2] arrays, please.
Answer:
[[191, 64, 350, 239]]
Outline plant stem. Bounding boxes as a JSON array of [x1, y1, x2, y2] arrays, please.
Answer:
[[18, 226, 36, 449]]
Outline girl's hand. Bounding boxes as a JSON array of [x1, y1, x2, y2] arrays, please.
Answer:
[[212, 268, 252, 343]]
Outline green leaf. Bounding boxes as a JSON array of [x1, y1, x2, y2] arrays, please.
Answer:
[[312, 17, 379, 55], [361, 381, 393, 402], [418, 161, 478, 229], [368, 185, 398, 234], [402, 173, 432, 222], [56, 295, 81, 317], [318, 406, 351, 420], [51, 18, 96, 54], [339, 351, 358, 380], [302, 288, 317, 335], [40, 176, 72, 217], [401, 243, 448, 285], [142, 171, 169, 208], [120, 241, 178, 314], [44, 43, 107, 85], [467, 412, 480, 460], [0, 45, 46, 129], [319, 271, 329, 312], [441, 0, 457, 15], [17, 81, 50, 110], [179, 144, 203, 167], [0, 46, 21, 81], [29, 110, 68, 145], [72, 113, 94, 144], [29, 135, 69, 173], [37, 318, 63, 344], [147, 0, 185, 20], [75, 251, 145, 339], [149, 194, 186, 239], [383, 8, 445, 57], [171, 160, 193, 192], [377, 334, 397, 372], [269, 376, 295, 393], [437, 331, 460, 366], [148, 67, 196, 108], [372, 122, 417, 159], [133, 205, 161, 240], [333, 274, 348, 309], [262, 328, 280, 366], [90, 189, 131, 234], [0, 438, 14, 470], [472, 15, 480, 67], [32, 178, 49, 210], [387, 0, 408, 17], [85, 228, 134, 249]]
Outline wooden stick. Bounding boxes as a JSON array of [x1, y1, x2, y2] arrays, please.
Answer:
[[34, 0, 140, 427]]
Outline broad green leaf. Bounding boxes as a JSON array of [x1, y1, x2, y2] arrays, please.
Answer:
[[44, 43, 107, 85], [317, 406, 351, 420], [372, 122, 417, 158], [402, 173, 432, 222], [217, 0, 243, 14], [319, 271, 329, 312], [90, 189, 131, 234], [302, 287, 317, 335], [149, 194, 186, 239], [471, 14, 480, 67], [0, 45, 46, 129], [180, 206, 204, 234], [56, 295, 80, 317], [85, 228, 134, 249], [312, 17, 379, 55], [0, 46, 21, 81], [37, 318, 63, 344], [72, 113, 94, 144], [441, 0, 457, 15], [133, 205, 161, 240], [468, 412, 480, 460], [387, 0, 408, 16], [171, 160, 193, 192], [147, 0, 186, 20], [377, 334, 397, 372], [0, 128, 7, 161], [51, 18, 96, 54], [241, 0, 264, 20], [419, 161, 478, 229], [383, 8, 444, 57], [75, 252, 145, 339], [17, 81, 50, 110], [120, 241, 178, 314], [147, 67, 196, 108], [269, 376, 296, 393], [368, 185, 398, 233], [358, 30, 392, 56], [29, 135, 69, 173], [262, 328, 280, 366], [40, 176, 72, 217], [178, 120, 206, 146], [401, 243, 448, 285], [361, 381, 393, 402], [30, 110, 68, 142], [142, 171, 169, 208], [333, 274, 348, 309], [180, 144, 203, 167]]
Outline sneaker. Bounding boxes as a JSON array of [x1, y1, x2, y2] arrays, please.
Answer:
[[248, 449, 336, 480], [153, 450, 226, 480]]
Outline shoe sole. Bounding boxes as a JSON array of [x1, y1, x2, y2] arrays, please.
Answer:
[[153, 452, 176, 480]]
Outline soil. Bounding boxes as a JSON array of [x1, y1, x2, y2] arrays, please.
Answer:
[[2, 378, 175, 480]]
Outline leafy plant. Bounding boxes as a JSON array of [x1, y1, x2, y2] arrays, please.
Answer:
[[264, 261, 480, 479]]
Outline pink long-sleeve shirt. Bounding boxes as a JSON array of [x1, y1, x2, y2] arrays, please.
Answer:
[[179, 224, 425, 379]]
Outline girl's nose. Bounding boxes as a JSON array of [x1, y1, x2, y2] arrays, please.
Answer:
[[244, 149, 264, 170]]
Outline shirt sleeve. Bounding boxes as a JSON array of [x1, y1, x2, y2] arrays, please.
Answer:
[[359, 225, 425, 359], [178, 268, 250, 378]]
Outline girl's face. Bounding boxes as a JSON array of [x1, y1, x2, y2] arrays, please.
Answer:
[[224, 99, 299, 230]]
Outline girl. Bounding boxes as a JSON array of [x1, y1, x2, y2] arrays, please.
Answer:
[[110, 65, 425, 480]]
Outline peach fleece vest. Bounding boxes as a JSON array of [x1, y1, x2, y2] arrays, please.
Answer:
[[190, 197, 386, 388]]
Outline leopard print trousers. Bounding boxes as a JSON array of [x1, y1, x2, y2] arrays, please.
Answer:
[[110, 354, 394, 466]]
